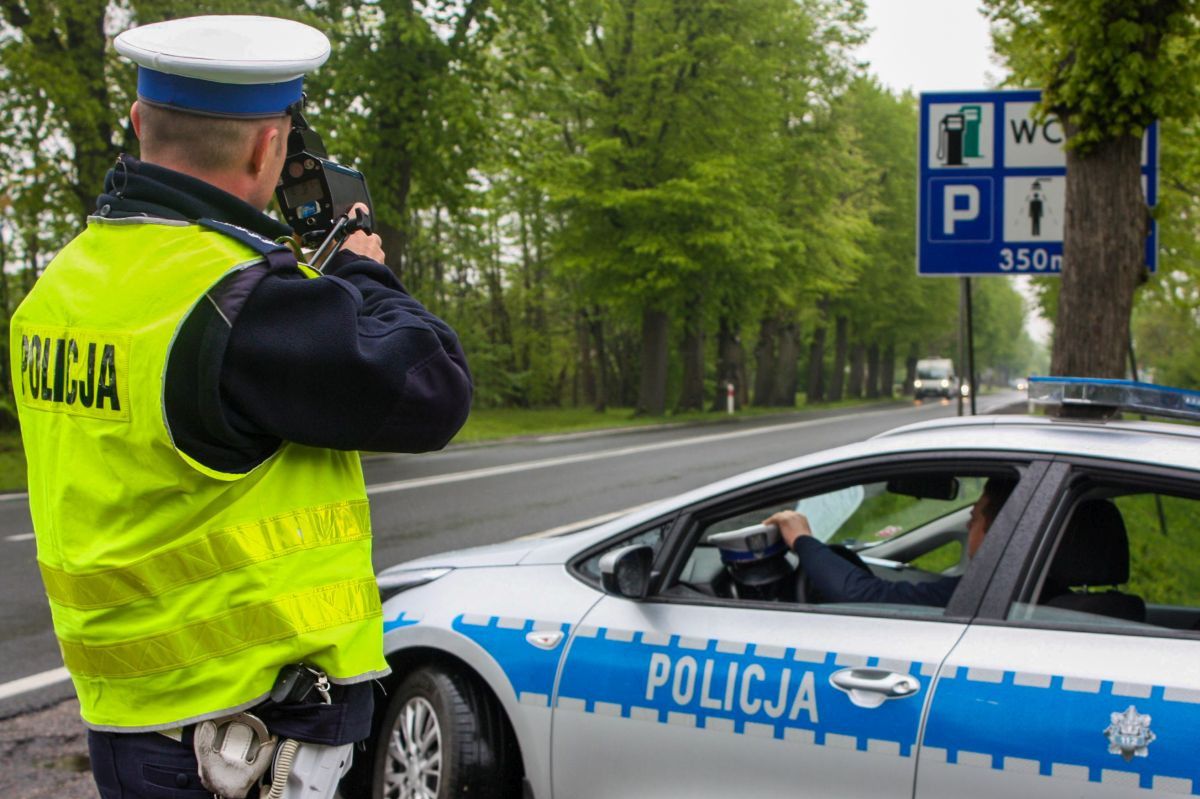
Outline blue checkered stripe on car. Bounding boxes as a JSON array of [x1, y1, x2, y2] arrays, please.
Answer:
[[452, 614, 574, 709], [453, 615, 931, 758], [923, 665, 1200, 795], [454, 615, 1199, 792]]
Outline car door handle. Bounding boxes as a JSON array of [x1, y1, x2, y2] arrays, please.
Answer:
[[830, 668, 921, 709], [526, 630, 564, 650]]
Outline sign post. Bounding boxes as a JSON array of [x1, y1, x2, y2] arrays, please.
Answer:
[[917, 89, 1159, 412]]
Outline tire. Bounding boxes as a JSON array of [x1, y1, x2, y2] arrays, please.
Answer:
[[368, 666, 520, 799]]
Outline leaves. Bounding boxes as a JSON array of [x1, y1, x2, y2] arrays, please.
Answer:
[[983, 0, 1200, 150], [0, 0, 1041, 409]]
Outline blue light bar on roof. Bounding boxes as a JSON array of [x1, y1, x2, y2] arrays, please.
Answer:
[[1028, 377, 1200, 422]]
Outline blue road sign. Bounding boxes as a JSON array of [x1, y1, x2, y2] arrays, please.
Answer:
[[917, 90, 1158, 277]]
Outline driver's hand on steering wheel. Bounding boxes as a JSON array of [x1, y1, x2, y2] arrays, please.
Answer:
[[764, 510, 814, 549]]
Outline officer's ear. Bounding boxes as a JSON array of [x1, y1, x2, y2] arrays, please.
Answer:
[[130, 101, 143, 141], [249, 119, 286, 178]]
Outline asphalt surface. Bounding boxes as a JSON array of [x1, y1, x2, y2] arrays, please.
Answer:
[[0, 393, 1024, 794]]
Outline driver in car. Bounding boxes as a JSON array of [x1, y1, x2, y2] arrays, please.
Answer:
[[766, 477, 1017, 607]]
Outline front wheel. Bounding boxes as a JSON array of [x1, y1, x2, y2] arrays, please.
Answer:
[[371, 666, 520, 799]]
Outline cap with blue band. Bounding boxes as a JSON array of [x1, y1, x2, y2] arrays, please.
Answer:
[[710, 524, 788, 564], [115, 15, 330, 118]]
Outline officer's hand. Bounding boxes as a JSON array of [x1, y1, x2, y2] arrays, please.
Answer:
[[340, 203, 386, 264], [764, 511, 813, 548]]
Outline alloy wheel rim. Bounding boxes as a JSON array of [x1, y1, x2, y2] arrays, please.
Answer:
[[382, 696, 442, 799]]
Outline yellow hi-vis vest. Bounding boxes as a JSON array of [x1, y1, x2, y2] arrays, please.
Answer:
[[10, 216, 388, 731]]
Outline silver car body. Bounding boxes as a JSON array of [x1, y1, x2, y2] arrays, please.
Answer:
[[379, 415, 1200, 798]]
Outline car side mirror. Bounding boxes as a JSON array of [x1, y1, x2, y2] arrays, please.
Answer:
[[599, 544, 654, 600]]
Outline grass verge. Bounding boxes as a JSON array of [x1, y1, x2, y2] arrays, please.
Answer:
[[451, 396, 902, 445], [0, 430, 26, 492]]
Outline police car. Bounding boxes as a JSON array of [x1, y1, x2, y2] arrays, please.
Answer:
[[346, 379, 1200, 799]]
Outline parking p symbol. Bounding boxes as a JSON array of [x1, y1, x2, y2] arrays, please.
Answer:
[[943, 185, 980, 235]]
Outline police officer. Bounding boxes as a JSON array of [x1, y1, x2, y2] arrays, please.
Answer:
[[766, 477, 1017, 607], [710, 524, 797, 601], [10, 15, 471, 798]]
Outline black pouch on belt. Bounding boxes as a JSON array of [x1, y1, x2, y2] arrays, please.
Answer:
[[257, 667, 374, 746]]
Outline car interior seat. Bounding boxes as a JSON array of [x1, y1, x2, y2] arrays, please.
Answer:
[[1040, 499, 1146, 623]]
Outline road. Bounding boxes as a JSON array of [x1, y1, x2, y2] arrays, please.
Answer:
[[0, 394, 1019, 721]]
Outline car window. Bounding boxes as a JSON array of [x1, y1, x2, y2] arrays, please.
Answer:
[[667, 469, 1015, 618], [1008, 487, 1200, 635], [826, 477, 985, 548], [576, 522, 671, 583]]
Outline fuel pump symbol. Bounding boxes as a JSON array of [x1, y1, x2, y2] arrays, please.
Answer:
[[937, 113, 966, 166], [937, 105, 983, 166]]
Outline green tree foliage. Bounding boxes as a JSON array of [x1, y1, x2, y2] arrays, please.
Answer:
[[307, 0, 498, 275], [986, 0, 1200, 148], [1133, 119, 1200, 387], [984, 0, 1200, 378], [0, 0, 1039, 419]]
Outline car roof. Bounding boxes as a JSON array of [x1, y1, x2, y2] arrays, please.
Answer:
[[520, 412, 1200, 565]]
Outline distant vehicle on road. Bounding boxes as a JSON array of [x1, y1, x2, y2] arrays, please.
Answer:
[[913, 357, 958, 400], [348, 378, 1200, 799]]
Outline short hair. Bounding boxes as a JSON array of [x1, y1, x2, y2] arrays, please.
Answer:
[[981, 477, 1018, 523], [136, 101, 287, 173]]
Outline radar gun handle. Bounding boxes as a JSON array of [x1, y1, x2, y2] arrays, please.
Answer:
[[309, 208, 374, 273]]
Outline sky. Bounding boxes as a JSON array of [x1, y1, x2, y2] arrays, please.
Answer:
[[858, 0, 1052, 346], [859, 0, 999, 95]]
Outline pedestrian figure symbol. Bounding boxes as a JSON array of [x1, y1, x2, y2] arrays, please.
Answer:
[[1027, 180, 1044, 237]]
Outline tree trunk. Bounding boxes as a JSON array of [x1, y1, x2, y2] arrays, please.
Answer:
[[637, 308, 670, 416], [865, 343, 880, 399], [772, 321, 799, 406], [881, 343, 896, 399], [614, 327, 639, 407], [848, 343, 865, 399], [0, 235, 11, 411], [807, 323, 827, 404], [830, 316, 848, 402], [431, 207, 445, 312], [904, 342, 918, 396], [753, 317, 779, 406], [589, 309, 608, 412], [677, 307, 705, 412], [712, 317, 746, 411], [1052, 131, 1147, 377], [577, 312, 593, 408], [376, 216, 410, 285]]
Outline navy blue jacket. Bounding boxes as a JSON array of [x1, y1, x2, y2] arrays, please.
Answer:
[[95, 156, 472, 473], [792, 537, 959, 608]]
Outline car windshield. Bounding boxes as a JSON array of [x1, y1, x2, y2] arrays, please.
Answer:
[[918, 365, 952, 379], [698, 475, 988, 551], [819, 478, 984, 549]]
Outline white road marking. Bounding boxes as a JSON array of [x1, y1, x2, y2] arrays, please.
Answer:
[[0, 667, 70, 702], [4, 533, 33, 542], [366, 405, 937, 496]]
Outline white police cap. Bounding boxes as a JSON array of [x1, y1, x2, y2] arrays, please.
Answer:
[[709, 524, 786, 565], [114, 15, 330, 118]]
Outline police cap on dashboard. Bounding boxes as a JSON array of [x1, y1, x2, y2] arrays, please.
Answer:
[[710, 524, 791, 587]]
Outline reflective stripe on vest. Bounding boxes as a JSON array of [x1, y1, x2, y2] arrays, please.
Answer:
[[60, 577, 380, 678], [40, 500, 371, 609], [11, 218, 388, 730]]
